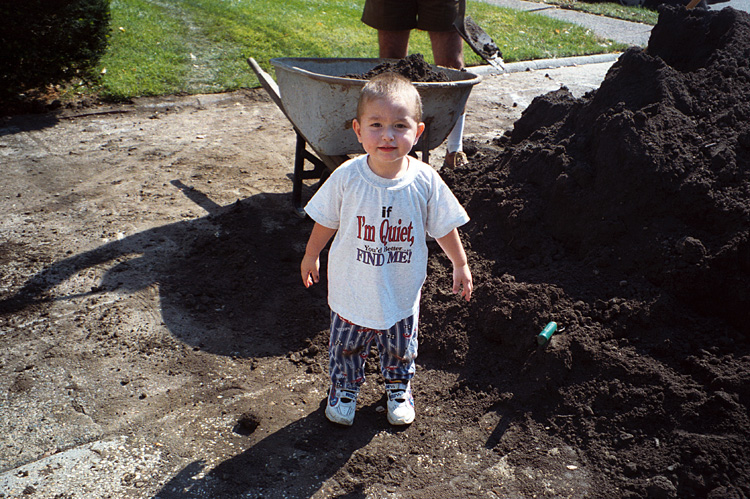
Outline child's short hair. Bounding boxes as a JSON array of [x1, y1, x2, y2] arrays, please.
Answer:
[[357, 72, 423, 122]]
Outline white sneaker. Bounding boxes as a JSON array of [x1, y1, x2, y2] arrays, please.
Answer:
[[385, 381, 415, 425], [325, 386, 358, 426]]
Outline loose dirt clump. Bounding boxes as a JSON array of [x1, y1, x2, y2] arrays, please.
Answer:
[[344, 53, 451, 82], [428, 6, 750, 498]]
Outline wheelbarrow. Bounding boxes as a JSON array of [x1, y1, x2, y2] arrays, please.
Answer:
[[247, 57, 481, 213]]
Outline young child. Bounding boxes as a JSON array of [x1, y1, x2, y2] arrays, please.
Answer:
[[300, 72, 472, 426]]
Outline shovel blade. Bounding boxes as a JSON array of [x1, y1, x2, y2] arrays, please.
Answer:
[[454, 15, 506, 70]]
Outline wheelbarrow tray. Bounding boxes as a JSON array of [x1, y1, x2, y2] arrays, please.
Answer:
[[270, 57, 481, 157]]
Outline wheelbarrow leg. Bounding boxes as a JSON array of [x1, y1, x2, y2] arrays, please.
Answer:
[[293, 134, 308, 215], [292, 132, 344, 216], [411, 123, 430, 164], [421, 124, 430, 164]]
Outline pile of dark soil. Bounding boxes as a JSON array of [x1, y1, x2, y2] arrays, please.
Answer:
[[344, 53, 450, 82], [422, 6, 750, 498]]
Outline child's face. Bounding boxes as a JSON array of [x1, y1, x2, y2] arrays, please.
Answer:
[[353, 96, 425, 172]]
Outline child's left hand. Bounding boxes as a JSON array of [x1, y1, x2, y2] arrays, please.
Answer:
[[453, 264, 473, 302]]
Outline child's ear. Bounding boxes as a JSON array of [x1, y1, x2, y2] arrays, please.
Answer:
[[414, 122, 426, 143], [353, 118, 363, 143]]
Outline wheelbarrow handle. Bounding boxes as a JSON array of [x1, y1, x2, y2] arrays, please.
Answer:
[[247, 57, 286, 115]]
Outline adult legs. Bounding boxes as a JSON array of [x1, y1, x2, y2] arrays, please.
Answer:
[[428, 29, 463, 69], [378, 29, 411, 59], [378, 29, 463, 68], [429, 30, 467, 165], [378, 28, 468, 165]]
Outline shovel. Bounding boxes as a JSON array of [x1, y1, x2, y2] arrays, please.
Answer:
[[454, 0, 506, 71]]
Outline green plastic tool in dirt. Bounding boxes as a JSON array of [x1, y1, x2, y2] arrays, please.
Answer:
[[537, 321, 558, 346]]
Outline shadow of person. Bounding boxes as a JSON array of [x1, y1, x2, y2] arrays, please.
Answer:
[[0, 112, 60, 138], [153, 399, 384, 498], [0, 182, 328, 358]]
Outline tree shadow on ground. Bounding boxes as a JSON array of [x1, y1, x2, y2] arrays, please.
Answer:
[[0, 112, 60, 137], [0, 182, 327, 358]]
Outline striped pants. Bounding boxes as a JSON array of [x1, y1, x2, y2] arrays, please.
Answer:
[[329, 310, 419, 391]]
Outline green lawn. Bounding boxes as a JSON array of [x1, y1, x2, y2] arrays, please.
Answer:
[[93, 0, 631, 100]]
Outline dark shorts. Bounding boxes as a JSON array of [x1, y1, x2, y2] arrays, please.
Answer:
[[362, 0, 460, 32]]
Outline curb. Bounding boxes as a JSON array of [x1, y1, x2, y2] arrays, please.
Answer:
[[469, 52, 622, 76]]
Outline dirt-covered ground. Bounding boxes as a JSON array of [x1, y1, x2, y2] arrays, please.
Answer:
[[1, 6, 749, 499], [438, 6, 750, 498]]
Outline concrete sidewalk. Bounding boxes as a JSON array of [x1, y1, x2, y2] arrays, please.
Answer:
[[477, 0, 748, 51], [470, 0, 747, 74], [479, 0, 653, 46]]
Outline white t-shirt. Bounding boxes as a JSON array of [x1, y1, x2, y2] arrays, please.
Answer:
[[304, 154, 469, 329]]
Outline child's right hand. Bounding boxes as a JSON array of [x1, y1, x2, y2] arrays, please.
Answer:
[[300, 254, 320, 288], [300, 222, 336, 288]]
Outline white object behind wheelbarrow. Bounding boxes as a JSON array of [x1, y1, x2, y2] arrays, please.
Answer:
[[270, 57, 481, 157]]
